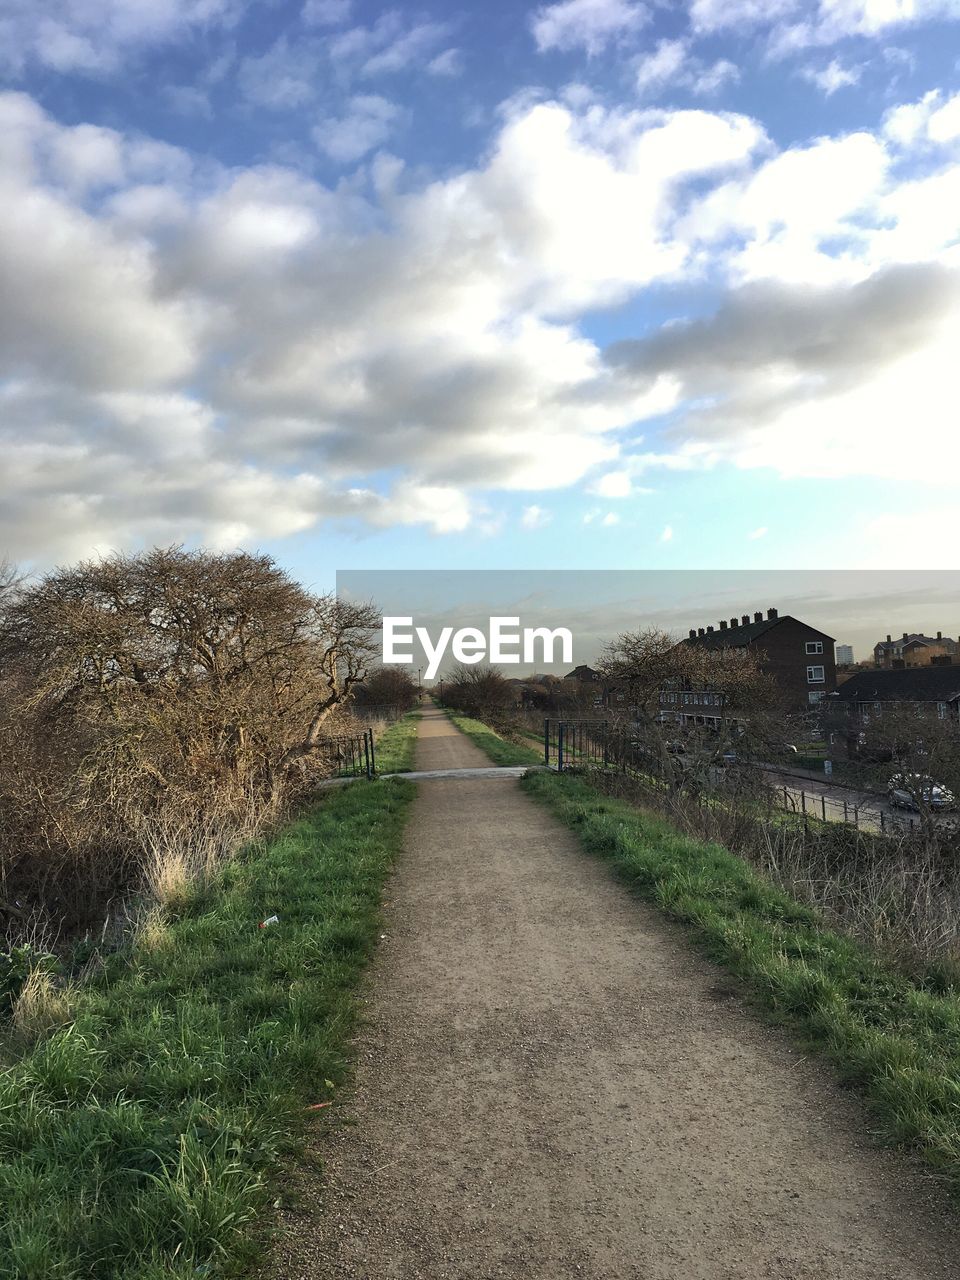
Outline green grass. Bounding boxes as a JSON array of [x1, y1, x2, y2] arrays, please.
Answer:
[[521, 769, 960, 1191], [0, 778, 415, 1279], [442, 710, 543, 767], [374, 709, 421, 774]]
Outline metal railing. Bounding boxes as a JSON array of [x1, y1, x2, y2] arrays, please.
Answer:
[[542, 719, 928, 837], [313, 728, 376, 779]]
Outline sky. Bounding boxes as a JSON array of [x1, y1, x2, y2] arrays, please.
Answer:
[[1, 0, 959, 592]]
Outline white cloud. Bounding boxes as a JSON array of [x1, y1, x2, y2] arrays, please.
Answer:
[[602, 512, 621, 526], [660, 523, 673, 541], [0, 0, 242, 77], [302, 0, 352, 26], [3, 81, 960, 563], [748, 526, 768, 539], [634, 39, 740, 98], [635, 39, 687, 94], [427, 47, 463, 77], [801, 58, 862, 94], [884, 88, 960, 147], [521, 504, 552, 528], [690, 0, 960, 54], [314, 95, 399, 163], [531, 0, 649, 55], [328, 13, 449, 76], [590, 470, 633, 497]]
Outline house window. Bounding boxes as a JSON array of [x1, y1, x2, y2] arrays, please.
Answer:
[[807, 665, 825, 683], [938, 702, 948, 719], [808, 691, 825, 704], [805, 641, 823, 655]]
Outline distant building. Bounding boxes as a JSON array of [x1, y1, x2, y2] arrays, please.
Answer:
[[827, 665, 960, 758], [836, 644, 854, 666], [874, 632, 957, 668], [659, 607, 836, 725]]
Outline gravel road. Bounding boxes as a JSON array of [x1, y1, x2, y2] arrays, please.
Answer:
[[267, 706, 960, 1279]]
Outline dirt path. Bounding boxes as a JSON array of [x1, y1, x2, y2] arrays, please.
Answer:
[[270, 706, 960, 1279]]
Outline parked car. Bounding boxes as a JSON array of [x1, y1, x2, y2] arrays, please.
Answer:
[[887, 774, 956, 812]]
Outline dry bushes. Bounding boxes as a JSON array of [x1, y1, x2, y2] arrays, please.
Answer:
[[0, 546, 380, 936]]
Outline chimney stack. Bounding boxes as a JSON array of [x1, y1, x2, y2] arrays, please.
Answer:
[[688, 629, 696, 639], [937, 631, 942, 640], [903, 632, 908, 640], [753, 611, 762, 623], [886, 634, 891, 643], [767, 607, 778, 619], [719, 620, 728, 630], [698, 627, 705, 636], [742, 614, 749, 625], [730, 617, 738, 628], [707, 625, 715, 633]]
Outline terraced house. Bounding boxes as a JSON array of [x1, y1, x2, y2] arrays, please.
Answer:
[[659, 608, 837, 728], [827, 665, 960, 759]]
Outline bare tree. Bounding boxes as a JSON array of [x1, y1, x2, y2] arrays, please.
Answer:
[[0, 547, 381, 926]]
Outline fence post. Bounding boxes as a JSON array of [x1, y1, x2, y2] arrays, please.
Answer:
[[367, 727, 375, 778], [821, 795, 826, 822], [801, 790, 806, 816], [543, 718, 550, 768], [557, 723, 565, 773]]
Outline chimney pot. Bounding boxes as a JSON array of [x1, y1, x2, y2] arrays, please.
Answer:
[[753, 611, 762, 623], [767, 607, 778, 619], [886, 634, 891, 643], [937, 631, 942, 640], [903, 632, 908, 640]]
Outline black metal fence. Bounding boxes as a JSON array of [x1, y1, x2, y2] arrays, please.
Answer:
[[314, 728, 376, 779], [542, 719, 923, 837]]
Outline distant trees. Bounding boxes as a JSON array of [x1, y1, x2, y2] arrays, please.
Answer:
[[0, 547, 380, 926], [441, 664, 517, 726], [352, 666, 419, 717], [599, 628, 784, 794]]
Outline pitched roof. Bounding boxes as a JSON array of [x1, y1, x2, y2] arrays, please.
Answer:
[[683, 615, 833, 651], [875, 633, 958, 652], [832, 666, 960, 703]]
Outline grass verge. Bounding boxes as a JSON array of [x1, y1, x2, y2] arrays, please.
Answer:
[[442, 710, 543, 767], [521, 769, 960, 1192], [0, 777, 415, 1279], [374, 709, 421, 774]]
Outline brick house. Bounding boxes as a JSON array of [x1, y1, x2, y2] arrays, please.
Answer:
[[874, 632, 958, 668], [826, 664, 960, 759], [658, 607, 836, 727]]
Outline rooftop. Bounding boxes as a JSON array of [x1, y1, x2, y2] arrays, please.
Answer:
[[832, 666, 960, 703]]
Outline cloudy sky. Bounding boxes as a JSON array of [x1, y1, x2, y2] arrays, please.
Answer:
[[2, 0, 959, 586]]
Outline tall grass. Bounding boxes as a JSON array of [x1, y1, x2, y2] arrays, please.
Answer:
[[373, 709, 422, 774], [0, 777, 414, 1279], [523, 770, 960, 1191], [581, 766, 960, 976]]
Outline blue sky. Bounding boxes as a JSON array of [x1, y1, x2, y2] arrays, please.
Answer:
[[2, 0, 959, 585]]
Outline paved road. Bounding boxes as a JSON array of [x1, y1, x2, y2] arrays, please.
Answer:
[[760, 769, 937, 836], [269, 707, 960, 1279]]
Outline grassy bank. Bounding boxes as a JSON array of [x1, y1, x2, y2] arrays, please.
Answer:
[[522, 770, 960, 1191], [442, 710, 543, 767], [373, 708, 421, 774], [0, 777, 415, 1279]]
